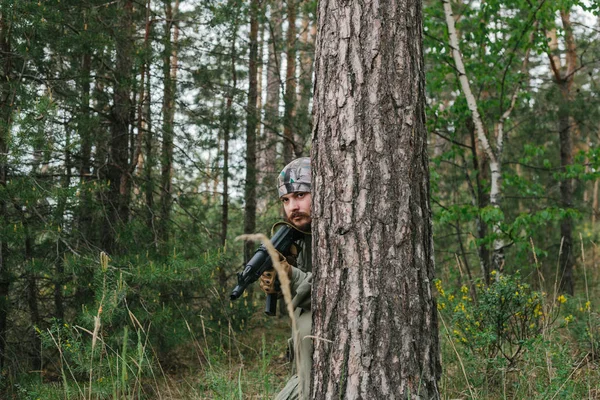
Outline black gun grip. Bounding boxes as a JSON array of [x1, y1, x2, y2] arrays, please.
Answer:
[[265, 293, 278, 316]]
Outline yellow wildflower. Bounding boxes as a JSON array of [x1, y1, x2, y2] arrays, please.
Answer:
[[564, 315, 574, 324], [557, 295, 567, 304], [435, 280, 445, 297]]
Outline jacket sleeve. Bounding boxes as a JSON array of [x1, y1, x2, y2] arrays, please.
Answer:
[[290, 267, 312, 311]]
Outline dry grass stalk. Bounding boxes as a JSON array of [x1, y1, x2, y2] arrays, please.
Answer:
[[530, 237, 555, 382], [236, 234, 301, 385], [47, 328, 85, 398], [439, 312, 476, 400]]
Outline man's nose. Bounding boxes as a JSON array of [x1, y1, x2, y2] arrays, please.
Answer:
[[289, 198, 299, 210]]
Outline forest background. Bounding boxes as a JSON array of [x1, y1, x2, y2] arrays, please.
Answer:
[[0, 0, 599, 398]]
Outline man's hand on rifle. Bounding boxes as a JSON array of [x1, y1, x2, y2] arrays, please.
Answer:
[[259, 245, 298, 295]]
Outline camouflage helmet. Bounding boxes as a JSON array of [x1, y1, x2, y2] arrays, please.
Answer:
[[278, 157, 311, 197]]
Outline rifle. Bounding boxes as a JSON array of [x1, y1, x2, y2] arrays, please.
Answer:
[[230, 223, 304, 316]]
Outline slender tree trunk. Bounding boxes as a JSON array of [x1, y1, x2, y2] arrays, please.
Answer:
[[557, 80, 574, 294], [78, 50, 93, 246], [547, 10, 577, 295], [593, 178, 598, 269], [54, 129, 72, 321], [282, 0, 296, 164], [24, 219, 41, 371], [160, 0, 174, 248], [243, 0, 259, 262], [257, 0, 283, 211], [106, 0, 134, 253], [256, 20, 265, 139], [468, 118, 491, 284], [159, 0, 179, 253], [0, 8, 12, 370], [593, 179, 599, 226], [136, 0, 150, 189], [144, 48, 155, 242], [311, 0, 440, 397], [294, 8, 315, 156], [222, 20, 238, 249], [443, 0, 534, 280]]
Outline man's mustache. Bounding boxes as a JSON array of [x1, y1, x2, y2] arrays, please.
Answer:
[[290, 211, 310, 219]]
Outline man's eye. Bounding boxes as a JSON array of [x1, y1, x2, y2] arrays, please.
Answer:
[[297, 193, 305, 198]]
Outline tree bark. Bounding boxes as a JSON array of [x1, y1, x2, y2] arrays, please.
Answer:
[[547, 10, 577, 295], [295, 7, 315, 156], [0, 7, 13, 370], [222, 18, 238, 249], [138, 0, 154, 238], [257, 0, 283, 212], [159, 0, 179, 253], [24, 219, 41, 371], [282, 0, 297, 164], [106, 0, 135, 253], [78, 50, 93, 245], [143, 29, 155, 243], [243, 0, 259, 262], [593, 178, 598, 269], [468, 118, 491, 284], [311, 0, 440, 397], [54, 129, 72, 322]]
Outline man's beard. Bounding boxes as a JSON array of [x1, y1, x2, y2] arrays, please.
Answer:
[[286, 211, 312, 232]]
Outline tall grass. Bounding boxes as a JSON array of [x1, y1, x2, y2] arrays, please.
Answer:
[[9, 239, 600, 399]]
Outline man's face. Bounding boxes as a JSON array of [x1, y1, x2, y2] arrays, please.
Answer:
[[281, 192, 312, 231]]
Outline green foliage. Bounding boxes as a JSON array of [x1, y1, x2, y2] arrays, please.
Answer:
[[437, 273, 547, 366], [438, 270, 600, 399]]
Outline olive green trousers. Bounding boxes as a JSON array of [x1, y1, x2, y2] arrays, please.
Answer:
[[275, 310, 312, 400]]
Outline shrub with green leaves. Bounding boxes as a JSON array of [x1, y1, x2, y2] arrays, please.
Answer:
[[436, 273, 549, 367]]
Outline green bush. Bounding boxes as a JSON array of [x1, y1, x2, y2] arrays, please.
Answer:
[[436, 273, 549, 366]]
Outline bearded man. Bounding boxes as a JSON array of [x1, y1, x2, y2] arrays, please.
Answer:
[[260, 157, 313, 400]]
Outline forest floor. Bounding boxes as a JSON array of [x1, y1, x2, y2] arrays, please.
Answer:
[[8, 274, 600, 399]]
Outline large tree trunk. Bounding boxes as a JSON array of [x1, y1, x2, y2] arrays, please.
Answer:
[[243, 0, 259, 262], [282, 0, 296, 164], [311, 0, 440, 397]]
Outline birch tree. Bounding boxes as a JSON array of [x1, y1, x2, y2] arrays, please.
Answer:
[[441, 0, 536, 281]]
